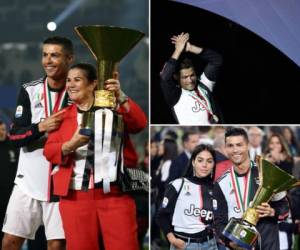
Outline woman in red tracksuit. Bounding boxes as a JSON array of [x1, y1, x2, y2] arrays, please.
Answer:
[[44, 63, 147, 250]]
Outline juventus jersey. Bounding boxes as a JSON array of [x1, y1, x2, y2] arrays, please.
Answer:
[[156, 176, 214, 237], [9, 77, 69, 201], [213, 162, 290, 249], [173, 76, 215, 125], [160, 48, 223, 124]]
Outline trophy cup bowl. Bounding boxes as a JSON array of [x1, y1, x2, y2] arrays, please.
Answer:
[[74, 25, 145, 135], [73, 25, 144, 192], [222, 156, 300, 249]]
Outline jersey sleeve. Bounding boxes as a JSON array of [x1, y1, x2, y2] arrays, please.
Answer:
[[198, 48, 223, 91], [159, 58, 181, 107], [156, 182, 179, 236], [9, 86, 44, 147], [118, 98, 147, 134], [213, 182, 230, 246]]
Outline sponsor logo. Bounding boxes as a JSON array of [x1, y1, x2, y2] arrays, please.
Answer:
[[15, 105, 23, 118], [184, 204, 213, 221]]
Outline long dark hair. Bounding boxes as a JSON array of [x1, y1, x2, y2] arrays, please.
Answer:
[[183, 144, 216, 180], [162, 138, 178, 161]]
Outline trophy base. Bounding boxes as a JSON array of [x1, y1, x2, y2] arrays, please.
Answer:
[[223, 218, 259, 250]]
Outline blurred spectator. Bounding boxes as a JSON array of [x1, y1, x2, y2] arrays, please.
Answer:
[[213, 134, 231, 180], [151, 138, 178, 249], [264, 133, 294, 174], [282, 126, 300, 161], [248, 126, 265, 161], [0, 121, 19, 244], [167, 131, 200, 182]]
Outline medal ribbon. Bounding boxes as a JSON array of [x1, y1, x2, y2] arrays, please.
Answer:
[[230, 164, 252, 213], [189, 87, 217, 122], [43, 78, 67, 117]]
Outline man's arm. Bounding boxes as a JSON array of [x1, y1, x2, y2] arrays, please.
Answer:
[[159, 33, 190, 107], [195, 48, 223, 91], [9, 87, 44, 147], [213, 182, 230, 247], [156, 181, 186, 249]]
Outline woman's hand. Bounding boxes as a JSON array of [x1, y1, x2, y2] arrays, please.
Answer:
[[104, 72, 121, 99], [256, 202, 275, 218], [167, 233, 186, 250], [62, 128, 90, 155]]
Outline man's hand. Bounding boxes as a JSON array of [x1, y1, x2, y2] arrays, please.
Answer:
[[171, 32, 189, 59], [38, 109, 65, 133], [256, 202, 275, 218]]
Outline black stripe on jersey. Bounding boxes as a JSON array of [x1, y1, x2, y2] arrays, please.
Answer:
[[23, 78, 44, 89], [49, 164, 60, 202], [81, 134, 95, 191], [216, 169, 230, 183]]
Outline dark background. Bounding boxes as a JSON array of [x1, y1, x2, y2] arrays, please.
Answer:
[[151, 0, 300, 124]]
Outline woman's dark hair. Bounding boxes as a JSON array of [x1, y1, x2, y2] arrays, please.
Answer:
[[183, 144, 216, 179], [69, 63, 97, 82], [162, 138, 178, 161], [282, 126, 300, 156], [264, 132, 293, 162]]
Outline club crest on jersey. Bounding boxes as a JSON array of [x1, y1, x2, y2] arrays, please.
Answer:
[[15, 105, 23, 118], [162, 197, 168, 208], [184, 184, 191, 196], [184, 204, 213, 221]]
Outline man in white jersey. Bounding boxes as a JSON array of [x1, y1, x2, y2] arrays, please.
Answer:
[[213, 127, 289, 250], [160, 32, 223, 125], [2, 36, 74, 250]]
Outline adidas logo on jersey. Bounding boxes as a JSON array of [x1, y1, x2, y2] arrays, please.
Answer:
[[35, 102, 43, 108], [184, 204, 213, 220]]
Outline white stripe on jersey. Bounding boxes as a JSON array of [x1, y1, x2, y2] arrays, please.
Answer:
[[70, 113, 91, 190]]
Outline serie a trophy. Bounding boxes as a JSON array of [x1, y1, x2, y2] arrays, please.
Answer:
[[222, 156, 300, 249], [74, 25, 144, 193]]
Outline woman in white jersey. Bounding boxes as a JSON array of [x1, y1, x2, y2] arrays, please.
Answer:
[[156, 144, 218, 250]]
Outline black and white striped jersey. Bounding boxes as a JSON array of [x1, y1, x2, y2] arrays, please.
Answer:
[[10, 77, 69, 201], [157, 176, 215, 237]]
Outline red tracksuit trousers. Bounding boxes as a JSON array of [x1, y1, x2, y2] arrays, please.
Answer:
[[59, 187, 139, 250]]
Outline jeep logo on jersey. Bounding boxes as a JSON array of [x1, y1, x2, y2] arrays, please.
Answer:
[[184, 204, 213, 220]]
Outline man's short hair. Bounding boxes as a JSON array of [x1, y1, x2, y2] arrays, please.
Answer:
[[182, 130, 198, 144], [225, 127, 249, 143], [43, 36, 73, 55], [0, 120, 4, 126], [179, 58, 194, 71], [174, 58, 195, 79]]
